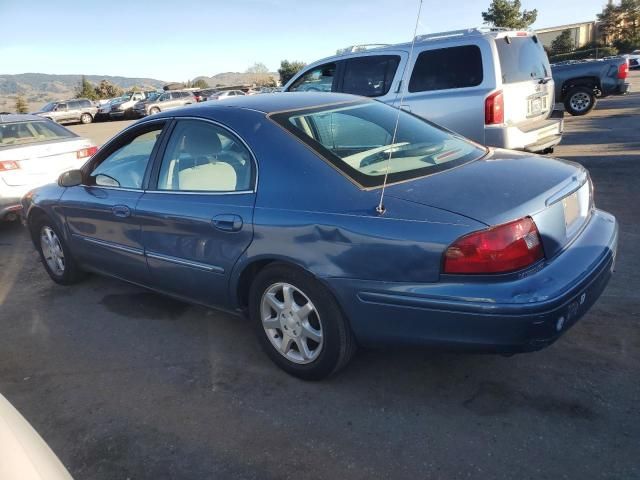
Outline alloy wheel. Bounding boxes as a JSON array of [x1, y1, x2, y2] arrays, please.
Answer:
[[260, 282, 323, 364], [569, 92, 591, 112], [40, 226, 65, 276]]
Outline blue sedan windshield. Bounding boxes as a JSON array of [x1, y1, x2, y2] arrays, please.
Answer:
[[272, 101, 486, 188]]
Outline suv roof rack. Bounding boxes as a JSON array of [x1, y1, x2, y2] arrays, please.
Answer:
[[414, 26, 521, 42], [336, 44, 391, 55]]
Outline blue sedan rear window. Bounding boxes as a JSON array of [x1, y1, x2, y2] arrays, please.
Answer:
[[271, 101, 486, 188]]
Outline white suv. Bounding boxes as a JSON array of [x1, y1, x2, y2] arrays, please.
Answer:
[[284, 27, 563, 153]]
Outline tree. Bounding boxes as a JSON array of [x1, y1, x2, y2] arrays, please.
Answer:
[[278, 60, 307, 85], [550, 29, 575, 55], [75, 75, 97, 100], [246, 62, 269, 75], [246, 62, 272, 86], [598, 0, 640, 51], [192, 78, 209, 89], [481, 0, 537, 29], [94, 80, 124, 99], [15, 96, 28, 114]]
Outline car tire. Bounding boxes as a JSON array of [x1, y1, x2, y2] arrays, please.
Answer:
[[249, 263, 356, 380], [32, 215, 84, 285], [564, 87, 596, 116], [149, 107, 160, 115], [80, 113, 93, 124]]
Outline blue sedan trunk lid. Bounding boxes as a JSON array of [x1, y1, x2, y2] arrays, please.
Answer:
[[385, 149, 590, 258]]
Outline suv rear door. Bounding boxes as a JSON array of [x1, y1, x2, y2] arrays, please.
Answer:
[[67, 101, 82, 122], [494, 34, 553, 128], [396, 44, 489, 143]]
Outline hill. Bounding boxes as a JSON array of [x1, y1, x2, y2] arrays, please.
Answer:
[[0, 71, 279, 113], [194, 71, 279, 87], [0, 73, 166, 96], [0, 73, 166, 112]]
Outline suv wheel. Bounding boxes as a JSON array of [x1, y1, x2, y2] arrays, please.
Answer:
[[249, 263, 356, 380], [149, 107, 160, 115], [564, 87, 596, 116], [80, 113, 93, 124]]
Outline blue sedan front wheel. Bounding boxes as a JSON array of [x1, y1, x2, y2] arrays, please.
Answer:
[[249, 263, 356, 380], [31, 215, 85, 285]]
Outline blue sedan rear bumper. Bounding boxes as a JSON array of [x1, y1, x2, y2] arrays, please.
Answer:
[[326, 209, 618, 352]]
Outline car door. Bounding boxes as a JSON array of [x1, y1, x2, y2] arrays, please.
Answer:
[[165, 92, 180, 110], [396, 44, 489, 143], [52, 103, 69, 123], [286, 61, 341, 92], [60, 120, 169, 283], [70, 100, 84, 122], [136, 118, 256, 307], [337, 52, 407, 103]]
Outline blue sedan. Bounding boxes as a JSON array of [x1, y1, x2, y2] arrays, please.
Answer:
[[21, 93, 618, 380]]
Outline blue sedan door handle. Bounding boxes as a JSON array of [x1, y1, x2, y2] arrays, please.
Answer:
[[212, 214, 243, 232], [112, 205, 131, 218]]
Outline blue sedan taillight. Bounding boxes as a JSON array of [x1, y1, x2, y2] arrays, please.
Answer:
[[444, 217, 544, 274]]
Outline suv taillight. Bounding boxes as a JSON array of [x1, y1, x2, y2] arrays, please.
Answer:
[[77, 146, 98, 159], [618, 62, 629, 80], [443, 217, 544, 274], [0, 160, 20, 172], [485, 90, 504, 125]]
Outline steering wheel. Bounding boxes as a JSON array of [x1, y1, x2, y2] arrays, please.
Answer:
[[359, 142, 443, 169]]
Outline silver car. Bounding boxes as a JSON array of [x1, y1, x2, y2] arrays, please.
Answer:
[[134, 91, 194, 117], [0, 114, 95, 221], [34, 98, 98, 125], [284, 27, 563, 153]]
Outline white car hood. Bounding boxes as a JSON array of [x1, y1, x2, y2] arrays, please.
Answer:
[[0, 394, 73, 480]]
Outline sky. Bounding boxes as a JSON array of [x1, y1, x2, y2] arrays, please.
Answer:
[[0, 0, 610, 81]]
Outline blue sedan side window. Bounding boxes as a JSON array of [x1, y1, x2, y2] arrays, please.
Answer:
[[91, 128, 162, 189], [156, 120, 253, 192]]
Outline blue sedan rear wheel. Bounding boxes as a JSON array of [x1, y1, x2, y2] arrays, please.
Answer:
[[249, 263, 356, 380]]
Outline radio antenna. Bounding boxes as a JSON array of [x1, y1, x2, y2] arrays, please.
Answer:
[[376, 0, 423, 215]]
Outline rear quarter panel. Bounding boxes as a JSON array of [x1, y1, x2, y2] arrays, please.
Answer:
[[213, 108, 485, 306]]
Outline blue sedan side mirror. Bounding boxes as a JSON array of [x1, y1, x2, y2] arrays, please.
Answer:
[[58, 169, 83, 187]]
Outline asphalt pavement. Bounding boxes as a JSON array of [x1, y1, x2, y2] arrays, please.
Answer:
[[1, 73, 638, 479]]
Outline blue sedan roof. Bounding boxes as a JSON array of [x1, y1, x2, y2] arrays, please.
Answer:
[[189, 92, 368, 115]]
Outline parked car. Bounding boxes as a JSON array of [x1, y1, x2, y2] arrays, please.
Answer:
[[0, 394, 73, 480], [624, 50, 640, 69], [95, 95, 129, 121], [130, 92, 162, 115], [0, 114, 95, 221], [21, 93, 617, 380], [551, 57, 630, 115], [133, 90, 195, 116], [193, 88, 218, 102], [284, 27, 563, 153], [109, 92, 151, 120], [34, 99, 97, 125], [205, 90, 246, 101]]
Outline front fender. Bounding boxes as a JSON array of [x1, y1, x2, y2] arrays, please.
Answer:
[[23, 183, 67, 242]]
